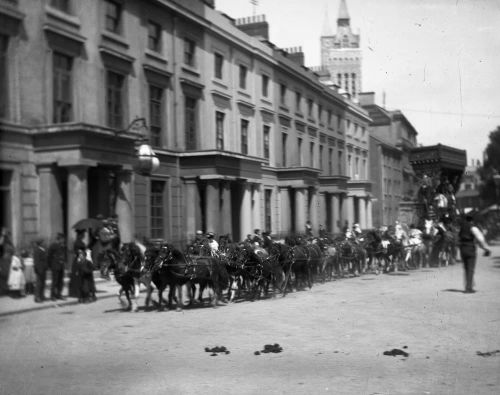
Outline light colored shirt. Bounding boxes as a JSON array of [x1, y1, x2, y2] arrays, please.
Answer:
[[471, 226, 488, 249]]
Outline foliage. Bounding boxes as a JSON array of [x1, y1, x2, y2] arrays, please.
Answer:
[[479, 126, 500, 205]]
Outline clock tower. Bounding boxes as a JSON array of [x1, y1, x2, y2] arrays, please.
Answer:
[[321, 0, 362, 98]]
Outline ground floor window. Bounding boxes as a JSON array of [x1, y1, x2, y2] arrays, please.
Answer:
[[150, 180, 165, 239]]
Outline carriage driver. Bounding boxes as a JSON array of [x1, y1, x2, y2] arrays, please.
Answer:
[[206, 232, 219, 256]]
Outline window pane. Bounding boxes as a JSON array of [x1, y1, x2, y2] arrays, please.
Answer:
[[0, 35, 9, 118], [185, 96, 197, 150], [241, 119, 248, 155], [214, 53, 223, 79], [53, 52, 73, 123], [149, 85, 163, 147], [106, 70, 124, 129], [216, 111, 224, 150], [105, 0, 121, 34], [147, 21, 161, 52], [150, 180, 165, 239]]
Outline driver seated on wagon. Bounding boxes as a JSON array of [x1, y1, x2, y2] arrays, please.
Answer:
[[188, 230, 205, 255]]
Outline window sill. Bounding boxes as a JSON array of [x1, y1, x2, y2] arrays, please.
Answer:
[[237, 90, 251, 99], [181, 65, 200, 77], [101, 30, 129, 50], [145, 49, 167, 64], [212, 79, 228, 90]]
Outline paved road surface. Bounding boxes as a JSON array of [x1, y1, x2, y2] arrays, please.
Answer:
[[1, 247, 499, 395]]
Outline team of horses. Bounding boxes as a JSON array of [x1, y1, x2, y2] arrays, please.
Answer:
[[100, 221, 458, 312]]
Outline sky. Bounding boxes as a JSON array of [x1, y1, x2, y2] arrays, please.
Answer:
[[215, 0, 500, 164]]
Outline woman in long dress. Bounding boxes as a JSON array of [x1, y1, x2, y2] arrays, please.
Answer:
[[6, 246, 26, 297]]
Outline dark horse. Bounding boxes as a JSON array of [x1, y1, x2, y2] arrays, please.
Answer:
[[101, 242, 143, 311], [154, 244, 228, 310]]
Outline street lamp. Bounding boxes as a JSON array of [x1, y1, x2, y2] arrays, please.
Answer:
[[126, 117, 160, 176]]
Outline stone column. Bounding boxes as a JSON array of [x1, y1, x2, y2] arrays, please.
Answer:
[[252, 184, 261, 232], [115, 169, 134, 243], [366, 199, 373, 229], [184, 179, 201, 237], [205, 180, 220, 234], [279, 186, 290, 235], [331, 194, 340, 233], [240, 183, 252, 241], [345, 195, 354, 229], [310, 188, 319, 233], [359, 197, 367, 229], [38, 164, 64, 242], [295, 187, 306, 233], [67, 165, 89, 245], [318, 192, 327, 230], [220, 181, 232, 236]]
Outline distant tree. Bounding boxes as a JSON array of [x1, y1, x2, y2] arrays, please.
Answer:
[[479, 126, 500, 205]]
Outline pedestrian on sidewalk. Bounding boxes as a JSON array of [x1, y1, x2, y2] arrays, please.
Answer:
[[6, 246, 26, 297], [47, 233, 67, 300], [33, 238, 48, 303], [21, 247, 35, 295], [458, 214, 491, 293], [69, 229, 86, 298]]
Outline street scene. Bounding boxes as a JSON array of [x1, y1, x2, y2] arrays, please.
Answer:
[[1, 0, 500, 394]]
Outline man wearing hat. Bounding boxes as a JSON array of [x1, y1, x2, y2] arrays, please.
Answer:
[[459, 214, 490, 293], [206, 232, 218, 255], [33, 237, 48, 302], [188, 230, 205, 255], [252, 229, 263, 246], [47, 233, 67, 300]]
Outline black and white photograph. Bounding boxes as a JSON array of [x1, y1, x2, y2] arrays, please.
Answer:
[[0, 0, 499, 393]]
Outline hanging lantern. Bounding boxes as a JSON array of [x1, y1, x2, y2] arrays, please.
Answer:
[[135, 143, 160, 176]]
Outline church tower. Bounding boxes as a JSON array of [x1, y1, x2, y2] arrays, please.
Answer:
[[320, 0, 362, 98]]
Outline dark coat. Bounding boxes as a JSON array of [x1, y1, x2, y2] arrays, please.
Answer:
[[34, 245, 48, 274], [47, 242, 67, 271]]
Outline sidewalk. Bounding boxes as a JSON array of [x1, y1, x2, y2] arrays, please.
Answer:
[[0, 271, 121, 317]]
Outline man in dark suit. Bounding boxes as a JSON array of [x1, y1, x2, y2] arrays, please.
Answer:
[[47, 233, 67, 300], [33, 238, 48, 302]]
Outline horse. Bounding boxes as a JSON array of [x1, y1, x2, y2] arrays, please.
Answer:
[[281, 237, 314, 293], [154, 244, 228, 310], [101, 242, 144, 312]]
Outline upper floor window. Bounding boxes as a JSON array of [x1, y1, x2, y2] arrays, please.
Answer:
[[106, 70, 125, 129], [308, 99, 314, 118], [150, 180, 165, 239], [351, 73, 356, 95], [344, 73, 349, 91], [53, 52, 73, 123], [51, 0, 70, 13], [185, 96, 197, 150], [318, 105, 323, 123], [328, 148, 333, 175], [216, 111, 225, 150], [297, 137, 303, 166], [319, 145, 324, 171], [149, 85, 163, 148], [338, 150, 343, 174], [295, 91, 301, 113], [0, 35, 9, 118], [239, 65, 247, 90], [105, 0, 122, 34], [346, 119, 351, 134], [214, 53, 223, 80], [282, 133, 287, 166], [280, 84, 287, 106], [263, 125, 270, 160], [310, 142, 314, 167], [241, 119, 249, 155], [327, 110, 332, 127], [262, 74, 269, 98], [337, 116, 342, 131], [147, 21, 161, 53], [184, 38, 196, 67]]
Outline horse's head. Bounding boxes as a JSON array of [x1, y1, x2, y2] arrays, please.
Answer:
[[118, 242, 143, 273]]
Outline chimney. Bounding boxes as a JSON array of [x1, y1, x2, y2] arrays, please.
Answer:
[[358, 92, 375, 106], [234, 15, 269, 41], [282, 46, 305, 66]]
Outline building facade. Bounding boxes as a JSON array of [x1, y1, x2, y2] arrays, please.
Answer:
[[320, 0, 361, 98], [0, 0, 372, 250], [360, 92, 418, 227]]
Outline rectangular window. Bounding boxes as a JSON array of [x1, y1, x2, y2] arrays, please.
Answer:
[[214, 53, 223, 79], [0, 35, 7, 118], [298, 137, 303, 166], [348, 154, 352, 178], [216, 111, 224, 150], [310, 142, 314, 167], [105, 0, 122, 34], [351, 73, 356, 95], [264, 189, 272, 233], [338, 150, 343, 174], [241, 119, 249, 155], [362, 159, 366, 179], [51, 0, 70, 13], [337, 116, 341, 131], [147, 20, 161, 52], [346, 119, 351, 135], [106, 70, 125, 129], [319, 145, 324, 171], [150, 180, 165, 239], [318, 105, 323, 123], [355, 157, 359, 179], [295, 91, 301, 113], [185, 96, 197, 150], [262, 74, 269, 97], [149, 85, 163, 147], [282, 133, 287, 166], [53, 52, 73, 123], [263, 125, 270, 160], [280, 84, 287, 106], [328, 148, 333, 175], [184, 38, 195, 67], [239, 64, 247, 90], [327, 110, 332, 127], [308, 99, 313, 118]]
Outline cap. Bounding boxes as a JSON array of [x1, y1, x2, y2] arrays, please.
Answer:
[[196, 230, 203, 235]]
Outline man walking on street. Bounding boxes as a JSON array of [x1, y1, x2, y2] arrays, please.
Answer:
[[458, 215, 490, 293], [48, 233, 67, 300], [33, 238, 48, 303]]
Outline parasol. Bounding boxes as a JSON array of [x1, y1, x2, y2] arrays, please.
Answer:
[[72, 218, 103, 232]]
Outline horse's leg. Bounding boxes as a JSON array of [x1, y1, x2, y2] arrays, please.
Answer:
[[176, 284, 183, 311]]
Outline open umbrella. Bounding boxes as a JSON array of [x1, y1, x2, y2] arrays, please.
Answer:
[[72, 218, 103, 232]]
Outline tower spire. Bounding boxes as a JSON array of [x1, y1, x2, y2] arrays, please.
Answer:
[[337, 0, 350, 26]]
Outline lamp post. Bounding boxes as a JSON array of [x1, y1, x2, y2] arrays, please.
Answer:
[[126, 117, 160, 176]]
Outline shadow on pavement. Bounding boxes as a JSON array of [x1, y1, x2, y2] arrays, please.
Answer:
[[442, 288, 465, 293]]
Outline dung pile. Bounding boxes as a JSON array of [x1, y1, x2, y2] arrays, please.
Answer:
[[254, 343, 283, 355], [383, 347, 409, 358], [476, 350, 500, 357], [205, 346, 230, 356]]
